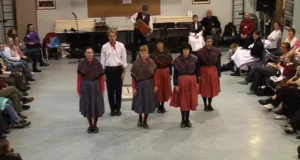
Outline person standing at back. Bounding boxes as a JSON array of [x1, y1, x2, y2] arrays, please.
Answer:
[[101, 29, 127, 117], [131, 5, 153, 63]]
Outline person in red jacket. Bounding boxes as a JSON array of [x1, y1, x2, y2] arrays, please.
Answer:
[[77, 47, 105, 133], [235, 12, 255, 48]]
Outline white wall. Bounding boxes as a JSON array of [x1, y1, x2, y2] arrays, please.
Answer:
[[292, 0, 300, 38], [37, 0, 257, 39]]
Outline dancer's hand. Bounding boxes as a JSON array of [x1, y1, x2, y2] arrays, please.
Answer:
[[170, 76, 172, 81], [103, 75, 107, 81], [101, 91, 104, 95], [133, 89, 137, 95], [121, 73, 125, 80], [154, 87, 158, 93], [175, 86, 179, 92], [195, 35, 199, 39]]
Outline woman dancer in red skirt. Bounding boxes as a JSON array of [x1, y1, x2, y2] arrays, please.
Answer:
[[150, 39, 173, 113], [197, 36, 221, 111], [170, 42, 199, 128]]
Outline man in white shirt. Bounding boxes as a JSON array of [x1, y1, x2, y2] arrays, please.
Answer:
[[101, 29, 127, 116], [130, 5, 153, 63]]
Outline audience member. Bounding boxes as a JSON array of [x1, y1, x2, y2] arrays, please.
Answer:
[[285, 28, 297, 49], [201, 9, 221, 45], [221, 43, 241, 72], [264, 22, 282, 51], [235, 12, 255, 48], [231, 30, 264, 76], [189, 15, 205, 54], [0, 139, 23, 160]]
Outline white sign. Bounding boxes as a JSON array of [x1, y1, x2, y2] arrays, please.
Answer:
[[122, 0, 132, 4]]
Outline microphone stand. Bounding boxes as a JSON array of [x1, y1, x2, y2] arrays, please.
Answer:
[[69, 13, 83, 64]]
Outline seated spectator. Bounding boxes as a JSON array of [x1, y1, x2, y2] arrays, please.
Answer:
[[0, 110, 8, 140], [231, 30, 264, 76], [201, 9, 221, 45], [0, 139, 23, 160], [285, 28, 297, 50], [0, 98, 31, 128], [2, 38, 35, 81], [0, 56, 29, 94], [23, 24, 42, 49], [264, 22, 282, 51], [8, 28, 48, 72], [234, 12, 255, 49], [0, 86, 34, 119], [188, 15, 205, 54], [238, 53, 296, 95], [221, 43, 242, 72], [258, 54, 300, 111]]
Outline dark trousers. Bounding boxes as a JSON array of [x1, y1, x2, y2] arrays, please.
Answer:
[[25, 48, 44, 69], [105, 66, 123, 112], [272, 86, 300, 107], [246, 66, 277, 91], [0, 74, 26, 92], [234, 34, 254, 49], [132, 29, 147, 62]]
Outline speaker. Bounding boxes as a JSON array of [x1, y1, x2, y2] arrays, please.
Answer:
[[256, 0, 276, 12]]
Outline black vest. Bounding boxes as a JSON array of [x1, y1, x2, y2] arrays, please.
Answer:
[[136, 12, 150, 25]]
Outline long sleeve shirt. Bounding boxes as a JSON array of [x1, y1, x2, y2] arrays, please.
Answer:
[[77, 75, 105, 94], [239, 19, 254, 35], [131, 12, 153, 31], [23, 32, 40, 45], [100, 41, 127, 70], [3, 47, 21, 62]]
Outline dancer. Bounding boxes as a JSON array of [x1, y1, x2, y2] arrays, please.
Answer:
[[197, 36, 221, 111], [77, 47, 105, 133], [170, 42, 199, 128], [101, 29, 127, 116], [131, 45, 157, 129], [150, 39, 173, 113]]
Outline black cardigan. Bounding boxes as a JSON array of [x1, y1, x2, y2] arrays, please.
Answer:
[[250, 38, 264, 58]]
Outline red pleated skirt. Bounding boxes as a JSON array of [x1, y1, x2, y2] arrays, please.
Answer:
[[155, 68, 172, 102], [198, 66, 220, 98], [170, 75, 198, 111]]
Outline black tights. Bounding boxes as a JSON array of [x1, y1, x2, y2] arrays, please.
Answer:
[[181, 111, 190, 121], [202, 97, 213, 106]]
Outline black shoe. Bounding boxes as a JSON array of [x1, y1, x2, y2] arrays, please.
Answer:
[[27, 77, 35, 81], [230, 72, 240, 76], [87, 127, 94, 133], [22, 105, 31, 110], [0, 135, 6, 140], [157, 106, 163, 113], [26, 86, 31, 90], [258, 98, 272, 105], [33, 68, 42, 72], [116, 110, 122, 116], [26, 82, 30, 85], [185, 120, 192, 128], [2, 129, 10, 134], [180, 121, 186, 128], [23, 92, 29, 96], [143, 122, 149, 129], [161, 106, 166, 113], [41, 62, 49, 67], [137, 121, 143, 127], [110, 111, 116, 116], [204, 106, 210, 112], [208, 105, 214, 111], [22, 97, 34, 104], [93, 127, 99, 133]]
